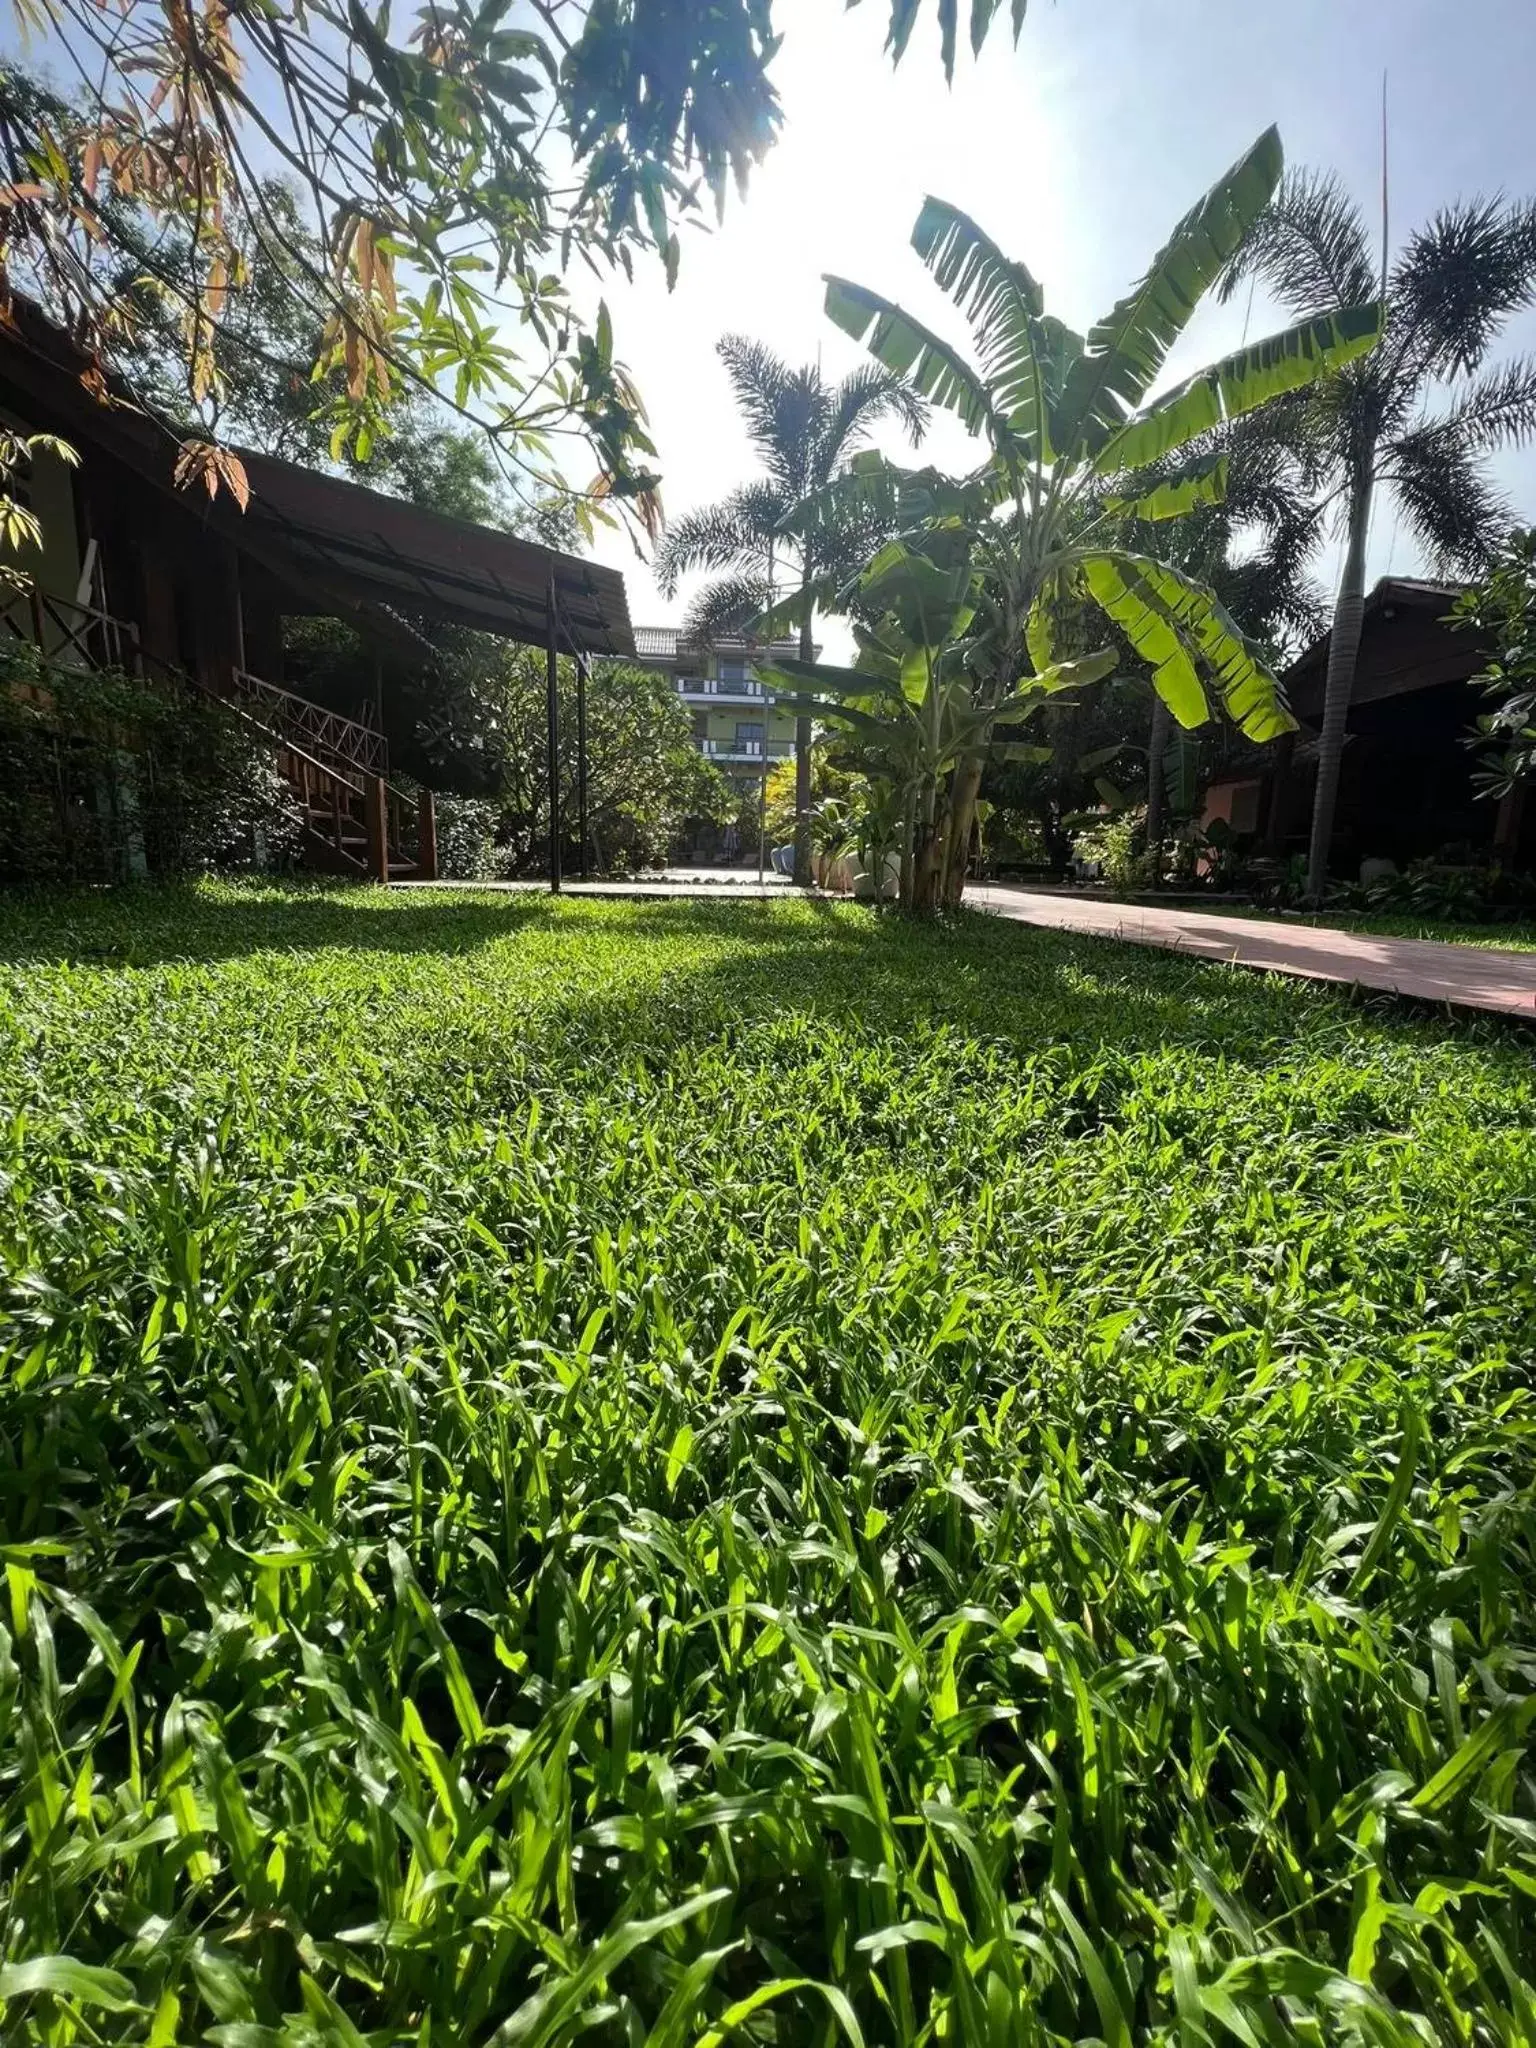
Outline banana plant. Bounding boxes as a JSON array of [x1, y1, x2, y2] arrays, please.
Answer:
[[793, 124, 1381, 904], [765, 536, 1114, 908]]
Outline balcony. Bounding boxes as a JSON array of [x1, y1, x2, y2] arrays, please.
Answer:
[[699, 737, 794, 763], [2, 587, 139, 672], [676, 675, 772, 705]]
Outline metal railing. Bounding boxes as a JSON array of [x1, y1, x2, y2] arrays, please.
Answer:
[[676, 675, 770, 702], [232, 668, 386, 778], [699, 736, 794, 761]]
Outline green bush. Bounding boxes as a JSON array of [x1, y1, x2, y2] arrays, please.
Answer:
[[1071, 808, 1151, 888], [431, 792, 505, 880], [0, 642, 300, 882], [1334, 856, 1536, 925]]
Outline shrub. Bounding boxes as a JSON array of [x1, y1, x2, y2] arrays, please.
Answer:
[[0, 641, 300, 882], [1334, 856, 1536, 925], [1071, 808, 1150, 888]]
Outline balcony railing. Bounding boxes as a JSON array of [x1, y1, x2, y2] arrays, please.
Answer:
[[1, 587, 139, 671], [676, 675, 771, 703], [699, 737, 794, 762]]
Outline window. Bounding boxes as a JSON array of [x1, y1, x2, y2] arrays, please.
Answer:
[[718, 657, 749, 686], [734, 720, 765, 744]]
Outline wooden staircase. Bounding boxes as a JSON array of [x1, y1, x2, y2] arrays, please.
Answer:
[[280, 740, 436, 881], [229, 670, 436, 881], [1, 591, 437, 881]]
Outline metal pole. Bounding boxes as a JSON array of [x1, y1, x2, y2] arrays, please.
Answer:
[[576, 653, 590, 881], [759, 537, 772, 887], [546, 572, 561, 895]]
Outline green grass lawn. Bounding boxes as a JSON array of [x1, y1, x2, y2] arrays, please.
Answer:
[[1295, 911, 1536, 954], [2, 882, 1533, 2045]]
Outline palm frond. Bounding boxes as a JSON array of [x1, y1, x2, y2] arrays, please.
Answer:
[[1390, 197, 1536, 378], [824, 276, 1007, 445], [652, 482, 786, 595], [1092, 303, 1381, 475], [1383, 426, 1512, 576], [818, 362, 928, 473], [1421, 354, 1536, 454], [1216, 536, 1328, 656], [715, 335, 801, 450], [682, 571, 776, 647], [1060, 126, 1283, 453], [1220, 167, 1376, 320], [910, 198, 1057, 447]]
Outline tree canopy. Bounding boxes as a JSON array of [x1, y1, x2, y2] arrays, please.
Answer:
[[764, 127, 1382, 907], [1222, 168, 1536, 891], [0, 0, 1029, 530]]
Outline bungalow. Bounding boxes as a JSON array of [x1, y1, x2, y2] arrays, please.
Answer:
[[1203, 577, 1533, 876], [0, 296, 632, 883]]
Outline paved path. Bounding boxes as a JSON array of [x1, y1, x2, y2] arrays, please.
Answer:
[[401, 877, 1536, 1019], [968, 886, 1536, 1019]]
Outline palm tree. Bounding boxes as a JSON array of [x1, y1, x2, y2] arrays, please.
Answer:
[[653, 338, 925, 885], [1135, 408, 1328, 858], [1223, 173, 1536, 895]]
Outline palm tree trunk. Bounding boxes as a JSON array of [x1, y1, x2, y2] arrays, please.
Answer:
[[1305, 474, 1373, 900], [1145, 694, 1170, 885], [792, 579, 814, 888]]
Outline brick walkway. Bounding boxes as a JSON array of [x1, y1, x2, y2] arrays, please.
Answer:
[[968, 886, 1536, 1020]]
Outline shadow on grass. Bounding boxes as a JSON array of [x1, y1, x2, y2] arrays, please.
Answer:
[[1, 880, 1528, 1070]]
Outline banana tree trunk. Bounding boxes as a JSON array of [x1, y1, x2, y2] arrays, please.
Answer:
[[1305, 474, 1373, 900], [899, 784, 917, 910], [1145, 694, 1170, 885], [912, 774, 942, 912], [792, 585, 814, 888], [942, 752, 985, 907]]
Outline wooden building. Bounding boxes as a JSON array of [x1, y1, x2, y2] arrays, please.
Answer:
[[0, 296, 633, 880], [1203, 577, 1533, 876]]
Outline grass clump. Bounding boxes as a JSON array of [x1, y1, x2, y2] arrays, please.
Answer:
[[1, 881, 1533, 2045]]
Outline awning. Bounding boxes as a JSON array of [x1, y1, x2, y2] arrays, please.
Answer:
[[237, 451, 632, 657], [0, 295, 633, 658]]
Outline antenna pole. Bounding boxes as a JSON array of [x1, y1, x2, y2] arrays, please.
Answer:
[[1380, 69, 1390, 299]]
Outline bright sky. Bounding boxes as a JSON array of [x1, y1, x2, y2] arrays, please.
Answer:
[[584, 0, 1536, 640]]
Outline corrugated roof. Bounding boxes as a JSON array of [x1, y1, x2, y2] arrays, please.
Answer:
[[236, 450, 632, 656]]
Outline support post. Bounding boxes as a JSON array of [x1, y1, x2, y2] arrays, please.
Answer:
[[134, 513, 181, 673], [576, 654, 590, 881], [365, 773, 390, 884], [196, 535, 245, 696], [1262, 729, 1295, 856], [1494, 780, 1527, 863], [757, 750, 767, 885], [545, 571, 562, 894], [417, 788, 438, 881]]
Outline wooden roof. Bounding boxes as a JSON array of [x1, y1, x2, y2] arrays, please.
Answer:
[[1280, 577, 1476, 721], [0, 296, 633, 657]]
